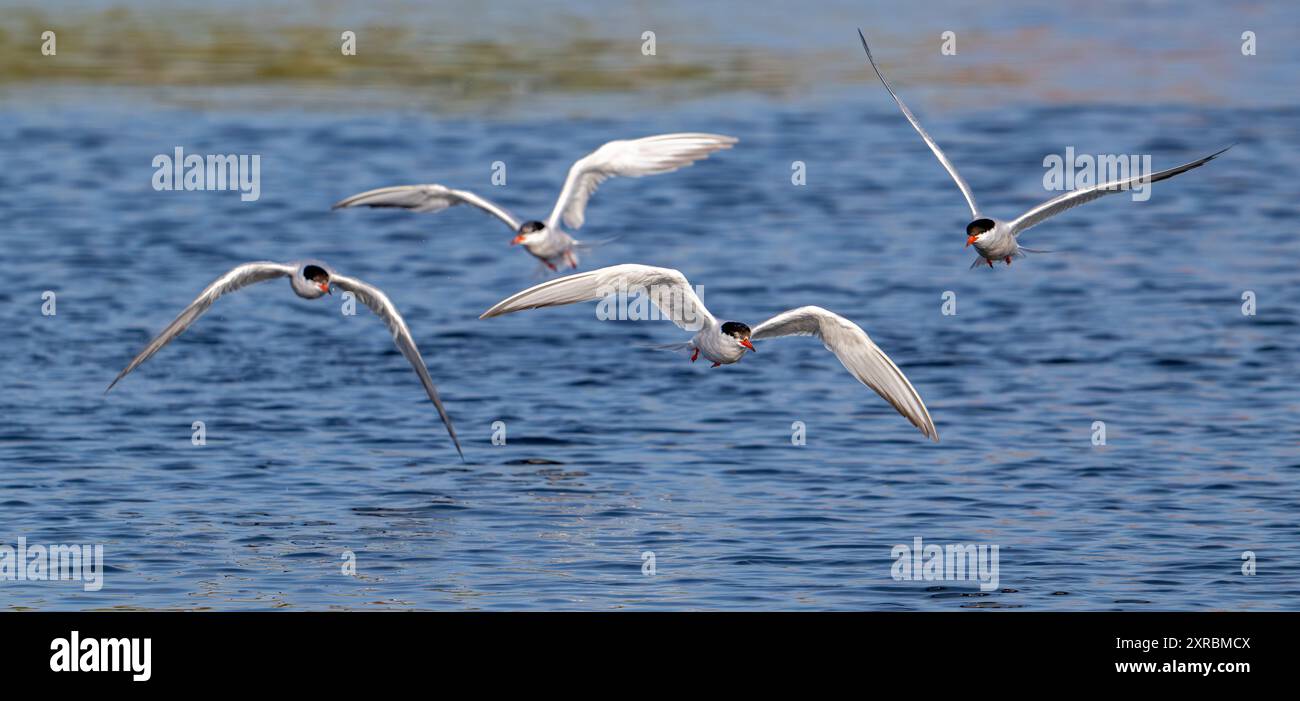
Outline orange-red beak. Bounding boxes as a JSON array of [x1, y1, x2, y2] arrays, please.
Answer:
[[511, 234, 525, 245], [966, 235, 978, 247], [319, 283, 331, 294], [740, 338, 756, 352]]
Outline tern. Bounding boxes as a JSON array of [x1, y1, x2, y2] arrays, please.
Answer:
[[480, 264, 938, 441], [105, 260, 463, 459], [857, 30, 1230, 269], [333, 133, 737, 271]]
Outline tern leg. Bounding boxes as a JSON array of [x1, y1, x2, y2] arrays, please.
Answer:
[[986, 258, 994, 269], [1004, 256, 1012, 266], [711, 362, 721, 368], [564, 250, 577, 269], [691, 348, 699, 363], [545, 261, 557, 272]]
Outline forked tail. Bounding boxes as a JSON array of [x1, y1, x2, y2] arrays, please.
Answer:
[[573, 235, 623, 251], [968, 247, 1053, 269]]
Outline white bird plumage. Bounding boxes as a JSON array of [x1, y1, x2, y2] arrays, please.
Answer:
[[481, 264, 938, 441], [105, 260, 463, 460], [334, 133, 738, 271], [856, 29, 1229, 269], [749, 307, 936, 441]]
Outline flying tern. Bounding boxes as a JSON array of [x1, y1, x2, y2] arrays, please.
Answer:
[[857, 30, 1230, 269], [333, 133, 738, 271], [105, 260, 463, 459], [480, 264, 938, 441]]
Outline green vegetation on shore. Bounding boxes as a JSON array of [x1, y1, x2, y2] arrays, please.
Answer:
[[0, 6, 813, 104]]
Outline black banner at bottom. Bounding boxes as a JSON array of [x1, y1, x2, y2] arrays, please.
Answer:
[[1, 611, 1288, 687]]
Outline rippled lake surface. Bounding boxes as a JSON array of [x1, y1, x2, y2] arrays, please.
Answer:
[[2, 3, 1299, 611]]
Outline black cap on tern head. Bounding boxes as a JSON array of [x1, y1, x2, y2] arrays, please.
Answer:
[[519, 220, 547, 234], [720, 321, 752, 338], [301, 264, 330, 284], [966, 218, 996, 236]]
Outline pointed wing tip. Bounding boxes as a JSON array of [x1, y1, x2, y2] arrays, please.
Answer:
[[910, 412, 939, 442], [440, 413, 465, 461], [332, 197, 371, 210], [436, 417, 465, 461], [856, 28, 871, 53]]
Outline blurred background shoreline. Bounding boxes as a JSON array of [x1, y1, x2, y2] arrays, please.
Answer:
[[3, 1, 1298, 118]]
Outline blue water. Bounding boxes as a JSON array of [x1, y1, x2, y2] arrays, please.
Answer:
[[2, 4, 1300, 610]]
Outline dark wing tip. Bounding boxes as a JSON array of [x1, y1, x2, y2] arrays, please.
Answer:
[[426, 386, 465, 462], [429, 399, 465, 462], [1191, 145, 1233, 168], [442, 416, 465, 461], [105, 373, 125, 394], [855, 29, 892, 86]]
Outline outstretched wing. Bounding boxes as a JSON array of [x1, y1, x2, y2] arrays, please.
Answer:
[[333, 184, 521, 232], [480, 263, 715, 332], [330, 274, 463, 461], [751, 306, 938, 441], [106, 262, 295, 392], [1009, 146, 1231, 236], [857, 30, 980, 219], [547, 133, 737, 230]]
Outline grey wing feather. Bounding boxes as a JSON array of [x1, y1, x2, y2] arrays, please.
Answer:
[[751, 306, 938, 441], [857, 30, 981, 219], [333, 184, 521, 232], [1009, 146, 1231, 236], [547, 133, 738, 230], [479, 263, 714, 332], [106, 262, 295, 392], [330, 274, 464, 461]]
